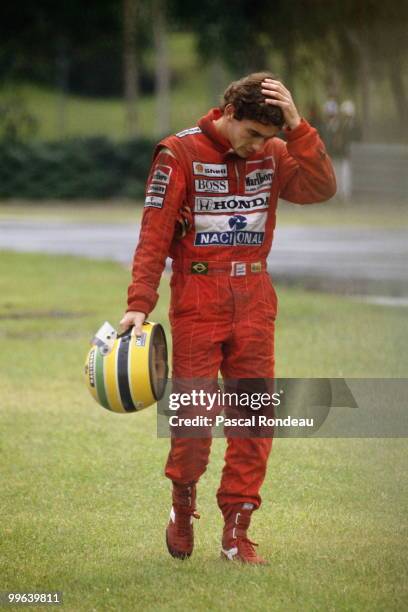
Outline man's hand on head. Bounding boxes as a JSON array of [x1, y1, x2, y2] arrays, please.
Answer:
[[261, 79, 301, 130], [119, 311, 146, 337]]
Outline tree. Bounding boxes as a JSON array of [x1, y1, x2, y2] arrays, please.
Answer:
[[169, 0, 408, 141], [0, 1, 122, 137], [323, 0, 408, 140], [152, 0, 171, 136], [0, 1, 122, 89], [123, 0, 139, 137]]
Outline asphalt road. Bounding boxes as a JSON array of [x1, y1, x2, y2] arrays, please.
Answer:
[[1, 219, 407, 296]]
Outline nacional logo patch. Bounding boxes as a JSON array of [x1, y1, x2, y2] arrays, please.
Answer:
[[193, 161, 228, 177], [245, 156, 275, 194], [152, 164, 172, 185], [194, 179, 229, 193], [144, 195, 164, 209], [194, 193, 269, 213], [194, 211, 267, 247]]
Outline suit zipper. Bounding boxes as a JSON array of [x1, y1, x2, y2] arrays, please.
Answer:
[[234, 161, 240, 192]]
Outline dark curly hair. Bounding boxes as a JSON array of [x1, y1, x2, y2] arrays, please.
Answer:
[[221, 72, 284, 128]]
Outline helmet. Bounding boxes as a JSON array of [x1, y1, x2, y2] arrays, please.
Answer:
[[84, 321, 168, 413]]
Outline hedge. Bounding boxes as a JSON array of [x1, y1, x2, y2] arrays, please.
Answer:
[[0, 137, 156, 199]]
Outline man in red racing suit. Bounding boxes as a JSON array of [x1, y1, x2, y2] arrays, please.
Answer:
[[120, 73, 336, 564]]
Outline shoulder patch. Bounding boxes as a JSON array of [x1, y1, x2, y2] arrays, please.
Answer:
[[145, 160, 174, 209], [147, 183, 167, 195], [176, 126, 202, 138], [151, 164, 172, 184], [144, 195, 164, 209]]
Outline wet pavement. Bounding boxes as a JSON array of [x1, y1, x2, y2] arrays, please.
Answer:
[[1, 219, 407, 296]]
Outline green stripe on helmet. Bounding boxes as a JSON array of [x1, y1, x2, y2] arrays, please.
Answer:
[[95, 347, 111, 410]]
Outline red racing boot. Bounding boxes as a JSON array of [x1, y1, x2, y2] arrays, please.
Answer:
[[220, 503, 267, 565], [166, 482, 200, 559]]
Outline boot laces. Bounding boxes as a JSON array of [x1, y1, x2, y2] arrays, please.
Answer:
[[175, 508, 200, 538]]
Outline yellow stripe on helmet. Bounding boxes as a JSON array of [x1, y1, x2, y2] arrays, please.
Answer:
[[128, 324, 155, 410]]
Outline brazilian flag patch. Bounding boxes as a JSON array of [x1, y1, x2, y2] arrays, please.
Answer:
[[191, 261, 209, 274]]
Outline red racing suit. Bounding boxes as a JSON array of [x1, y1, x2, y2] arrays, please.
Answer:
[[127, 108, 336, 510]]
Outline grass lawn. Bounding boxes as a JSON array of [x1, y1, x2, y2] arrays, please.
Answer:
[[1, 252, 407, 611], [1, 79, 209, 142]]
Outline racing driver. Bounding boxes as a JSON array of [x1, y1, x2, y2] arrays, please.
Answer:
[[120, 72, 337, 564]]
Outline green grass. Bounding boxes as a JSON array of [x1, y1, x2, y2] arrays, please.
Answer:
[[3, 77, 209, 142], [1, 252, 407, 611]]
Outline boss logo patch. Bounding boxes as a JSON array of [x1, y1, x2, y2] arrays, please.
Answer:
[[194, 179, 229, 193]]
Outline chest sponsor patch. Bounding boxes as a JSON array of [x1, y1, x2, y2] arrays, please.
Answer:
[[144, 195, 164, 209], [193, 161, 228, 177], [194, 211, 267, 247], [245, 157, 275, 194], [194, 192, 269, 213], [194, 179, 229, 193], [151, 164, 172, 185], [147, 183, 167, 195], [176, 126, 202, 138]]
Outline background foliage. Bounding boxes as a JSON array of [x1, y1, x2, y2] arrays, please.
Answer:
[[1, 0, 407, 143], [0, 137, 153, 199]]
